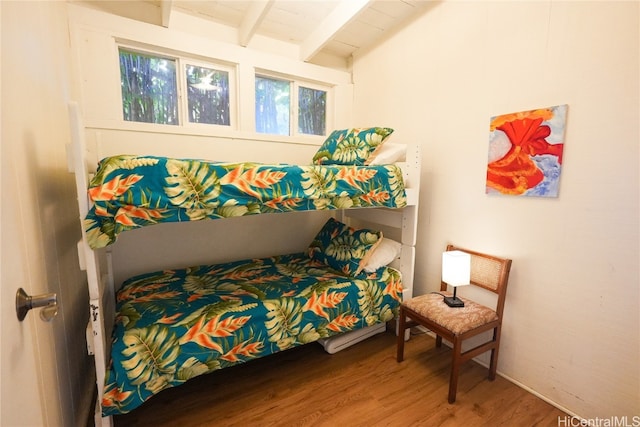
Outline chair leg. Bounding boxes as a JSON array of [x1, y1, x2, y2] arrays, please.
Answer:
[[448, 337, 462, 403], [435, 335, 442, 348], [396, 308, 406, 362], [488, 326, 501, 381]]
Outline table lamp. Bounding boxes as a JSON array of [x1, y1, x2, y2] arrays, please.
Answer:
[[442, 250, 471, 308]]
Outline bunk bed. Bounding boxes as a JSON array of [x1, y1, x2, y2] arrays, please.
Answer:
[[68, 103, 421, 426]]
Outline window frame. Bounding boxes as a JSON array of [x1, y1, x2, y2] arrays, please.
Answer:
[[255, 70, 332, 138], [295, 81, 331, 137], [179, 57, 238, 131], [254, 74, 292, 136], [117, 43, 238, 131], [114, 43, 334, 143], [118, 46, 180, 126]]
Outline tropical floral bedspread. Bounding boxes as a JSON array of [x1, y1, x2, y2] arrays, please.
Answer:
[[85, 155, 407, 249], [102, 252, 403, 416]]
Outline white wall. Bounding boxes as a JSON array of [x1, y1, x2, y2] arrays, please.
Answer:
[[352, 0, 639, 420], [1, 1, 93, 425]]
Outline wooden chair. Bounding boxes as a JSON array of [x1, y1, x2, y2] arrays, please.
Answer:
[[396, 244, 512, 403]]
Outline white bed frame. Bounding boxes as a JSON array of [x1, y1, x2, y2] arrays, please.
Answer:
[[67, 103, 420, 426]]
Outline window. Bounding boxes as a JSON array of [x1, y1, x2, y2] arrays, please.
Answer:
[[185, 64, 230, 126], [255, 76, 290, 135], [119, 49, 178, 125], [255, 74, 328, 137], [117, 46, 330, 138], [119, 48, 233, 128], [298, 86, 326, 136]]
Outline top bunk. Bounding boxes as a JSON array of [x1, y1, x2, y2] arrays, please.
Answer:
[[86, 155, 409, 249], [69, 104, 421, 250]]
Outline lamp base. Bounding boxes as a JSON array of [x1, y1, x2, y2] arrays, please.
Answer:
[[444, 296, 465, 308]]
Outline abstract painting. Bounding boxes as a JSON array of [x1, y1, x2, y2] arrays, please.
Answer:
[[486, 104, 567, 197]]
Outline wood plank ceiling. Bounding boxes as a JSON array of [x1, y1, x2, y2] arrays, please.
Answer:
[[75, 0, 434, 65]]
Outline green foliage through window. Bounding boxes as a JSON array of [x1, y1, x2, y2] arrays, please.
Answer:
[[255, 76, 290, 136], [119, 49, 178, 125], [255, 76, 327, 136], [298, 86, 326, 136], [186, 65, 230, 126], [118, 47, 328, 137]]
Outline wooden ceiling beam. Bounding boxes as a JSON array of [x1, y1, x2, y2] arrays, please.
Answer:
[[300, 0, 372, 61], [160, 0, 173, 27], [239, 0, 275, 47]]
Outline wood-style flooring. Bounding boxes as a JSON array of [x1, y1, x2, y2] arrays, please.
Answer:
[[114, 329, 566, 426]]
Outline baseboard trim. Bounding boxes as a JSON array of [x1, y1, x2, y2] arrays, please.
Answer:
[[414, 326, 580, 420]]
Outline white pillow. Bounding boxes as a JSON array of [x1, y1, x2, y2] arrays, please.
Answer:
[[363, 238, 402, 272], [366, 143, 406, 165]]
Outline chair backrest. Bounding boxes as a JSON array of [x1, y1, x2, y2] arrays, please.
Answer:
[[440, 244, 513, 317]]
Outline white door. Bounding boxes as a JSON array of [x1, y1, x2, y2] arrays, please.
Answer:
[[0, 165, 48, 427], [0, 3, 64, 425]]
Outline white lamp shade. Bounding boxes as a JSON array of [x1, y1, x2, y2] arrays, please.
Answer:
[[442, 250, 471, 287]]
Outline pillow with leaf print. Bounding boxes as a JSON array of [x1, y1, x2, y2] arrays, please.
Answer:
[[307, 217, 383, 277], [312, 127, 394, 166]]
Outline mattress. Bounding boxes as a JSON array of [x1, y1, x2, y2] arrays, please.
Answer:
[[85, 155, 407, 249], [101, 252, 403, 416]]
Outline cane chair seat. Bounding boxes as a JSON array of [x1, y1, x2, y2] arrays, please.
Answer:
[[403, 293, 498, 335]]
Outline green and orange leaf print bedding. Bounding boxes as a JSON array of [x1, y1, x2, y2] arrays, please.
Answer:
[[101, 252, 403, 416], [84, 155, 407, 249]]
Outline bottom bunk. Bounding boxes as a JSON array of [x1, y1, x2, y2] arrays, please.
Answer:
[[101, 219, 404, 417]]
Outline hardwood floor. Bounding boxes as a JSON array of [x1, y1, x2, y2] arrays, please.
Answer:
[[114, 329, 566, 426]]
